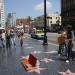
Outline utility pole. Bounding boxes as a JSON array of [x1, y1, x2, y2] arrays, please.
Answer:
[[43, 0, 48, 45]]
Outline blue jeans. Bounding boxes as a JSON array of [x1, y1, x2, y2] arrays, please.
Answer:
[[58, 43, 67, 56]]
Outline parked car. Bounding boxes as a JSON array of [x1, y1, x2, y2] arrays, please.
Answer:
[[31, 30, 44, 40]]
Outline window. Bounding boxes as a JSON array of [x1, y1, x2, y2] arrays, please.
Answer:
[[50, 21, 52, 23], [48, 17, 52, 19], [56, 17, 58, 19], [56, 20, 60, 24]]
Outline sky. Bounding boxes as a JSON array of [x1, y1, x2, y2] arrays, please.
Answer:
[[4, 0, 61, 19]]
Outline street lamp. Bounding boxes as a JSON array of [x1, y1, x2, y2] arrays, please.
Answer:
[[43, 0, 48, 45]]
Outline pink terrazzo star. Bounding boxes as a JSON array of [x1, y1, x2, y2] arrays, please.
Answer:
[[32, 51, 42, 54], [27, 66, 47, 74], [40, 58, 54, 63], [20, 55, 29, 59], [58, 69, 75, 75]]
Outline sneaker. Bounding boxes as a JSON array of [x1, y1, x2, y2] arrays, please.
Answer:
[[66, 60, 69, 63]]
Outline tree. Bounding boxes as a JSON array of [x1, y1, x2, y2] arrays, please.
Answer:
[[27, 16, 32, 25]]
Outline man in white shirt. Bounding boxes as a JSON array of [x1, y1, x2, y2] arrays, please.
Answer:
[[1, 30, 6, 48]]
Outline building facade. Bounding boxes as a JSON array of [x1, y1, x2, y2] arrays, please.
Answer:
[[0, 0, 5, 27], [33, 13, 61, 31], [16, 17, 31, 32], [61, 0, 75, 31], [47, 13, 61, 28]]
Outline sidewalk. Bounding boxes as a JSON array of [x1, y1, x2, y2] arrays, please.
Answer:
[[47, 32, 75, 50], [47, 32, 60, 44], [0, 34, 75, 75], [22, 36, 75, 75]]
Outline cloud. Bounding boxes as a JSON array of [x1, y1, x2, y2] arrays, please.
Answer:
[[35, 1, 52, 11]]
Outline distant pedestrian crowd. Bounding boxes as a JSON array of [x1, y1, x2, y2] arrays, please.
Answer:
[[0, 29, 16, 49], [0, 29, 25, 49]]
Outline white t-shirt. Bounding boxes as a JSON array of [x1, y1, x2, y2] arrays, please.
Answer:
[[71, 31, 74, 39], [1, 33, 6, 40]]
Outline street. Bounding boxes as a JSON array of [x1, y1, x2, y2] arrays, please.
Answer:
[[0, 33, 75, 75]]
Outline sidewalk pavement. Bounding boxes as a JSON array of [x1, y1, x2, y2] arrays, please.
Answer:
[[24, 32, 75, 50], [0, 33, 75, 75], [47, 32, 75, 50], [47, 32, 60, 43]]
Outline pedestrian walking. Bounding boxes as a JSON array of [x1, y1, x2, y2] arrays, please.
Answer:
[[58, 31, 67, 56], [0, 31, 2, 48], [66, 25, 74, 63], [6, 30, 11, 48], [20, 32, 24, 47], [10, 30, 16, 47], [1, 30, 6, 48]]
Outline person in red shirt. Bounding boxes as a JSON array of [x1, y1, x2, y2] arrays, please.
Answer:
[[58, 31, 67, 56]]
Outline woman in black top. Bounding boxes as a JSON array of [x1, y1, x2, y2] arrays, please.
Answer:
[[66, 25, 73, 62], [6, 31, 11, 48]]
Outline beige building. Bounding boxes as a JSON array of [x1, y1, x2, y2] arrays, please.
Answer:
[[47, 13, 61, 28]]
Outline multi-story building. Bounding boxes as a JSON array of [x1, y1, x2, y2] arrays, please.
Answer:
[[0, 11, 1, 26], [0, 0, 5, 27], [61, 0, 75, 31], [33, 13, 61, 31], [47, 13, 61, 29]]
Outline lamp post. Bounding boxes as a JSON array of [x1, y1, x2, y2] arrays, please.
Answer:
[[43, 0, 48, 45]]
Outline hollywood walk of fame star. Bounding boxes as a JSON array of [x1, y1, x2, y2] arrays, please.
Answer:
[[27, 66, 47, 74], [32, 51, 42, 54], [20, 55, 29, 60], [58, 69, 75, 75], [26, 46, 34, 49], [32, 50, 57, 54], [45, 51, 57, 54], [40, 58, 55, 63], [23, 44, 29, 46]]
